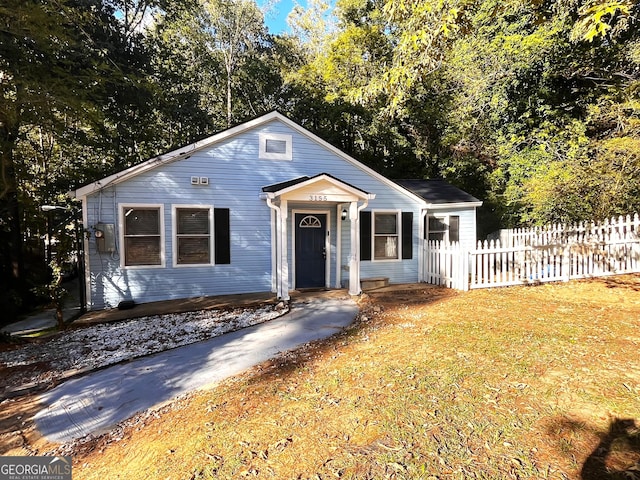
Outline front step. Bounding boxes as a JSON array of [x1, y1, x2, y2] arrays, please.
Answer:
[[361, 277, 389, 291]]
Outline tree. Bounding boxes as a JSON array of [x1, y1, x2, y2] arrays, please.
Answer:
[[0, 0, 169, 319], [195, 0, 268, 127]]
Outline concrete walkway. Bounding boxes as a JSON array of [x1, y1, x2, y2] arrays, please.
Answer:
[[34, 296, 358, 444]]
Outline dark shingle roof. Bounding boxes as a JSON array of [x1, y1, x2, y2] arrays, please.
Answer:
[[262, 176, 311, 193], [395, 179, 481, 205]]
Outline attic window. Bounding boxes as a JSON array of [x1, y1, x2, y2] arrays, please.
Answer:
[[259, 133, 292, 161]]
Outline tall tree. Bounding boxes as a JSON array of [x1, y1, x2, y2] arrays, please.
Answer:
[[197, 0, 268, 127], [0, 0, 168, 317]]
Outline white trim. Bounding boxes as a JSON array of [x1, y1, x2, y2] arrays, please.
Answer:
[[118, 203, 166, 269], [428, 202, 483, 209], [280, 200, 289, 300], [73, 112, 285, 198], [335, 204, 344, 289], [270, 206, 277, 293], [371, 210, 402, 262], [171, 205, 215, 268], [259, 133, 292, 161], [418, 208, 427, 282], [291, 209, 331, 290]]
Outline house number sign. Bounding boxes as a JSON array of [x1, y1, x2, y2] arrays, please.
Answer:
[[309, 194, 329, 201]]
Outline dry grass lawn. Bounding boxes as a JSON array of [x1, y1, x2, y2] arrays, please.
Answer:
[[23, 276, 640, 478]]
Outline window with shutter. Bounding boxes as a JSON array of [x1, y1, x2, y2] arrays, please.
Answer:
[[176, 208, 211, 265], [374, 212, 399, 260]]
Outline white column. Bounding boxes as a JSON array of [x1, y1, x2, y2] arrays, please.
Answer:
[[348, 201, 361, 295], [335, 204, 343, 288], [270, 207, 277, 293], [418, 209, 427, 282], [280, 200, 290, 300]]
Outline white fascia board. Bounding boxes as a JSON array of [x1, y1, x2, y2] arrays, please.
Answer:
[[73, 112, 285, 199], [426, 201, 483, 210]]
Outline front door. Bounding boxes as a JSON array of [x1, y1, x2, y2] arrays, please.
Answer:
[[295, 213, 327, 288]]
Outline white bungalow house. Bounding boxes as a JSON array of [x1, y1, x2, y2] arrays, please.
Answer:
[[71, 112, 482, 310]]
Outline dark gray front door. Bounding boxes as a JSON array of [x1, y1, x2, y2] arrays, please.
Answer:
[[295, 213, 327, 288]]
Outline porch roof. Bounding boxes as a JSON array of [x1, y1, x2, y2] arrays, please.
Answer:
[[261, 173, 373, 202], [262, 173, 370, 196]]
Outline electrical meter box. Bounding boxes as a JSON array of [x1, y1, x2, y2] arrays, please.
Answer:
[[96, 223, 116, 253]]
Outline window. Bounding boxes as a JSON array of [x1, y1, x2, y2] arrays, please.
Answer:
[[172, 206, 231, 267], [175, 207, 212, 265], [374, 212, 399, 260], [259, 133, 292, 160], [427, 215, 460, 243], [299, 215, 322, 228], [122, 206, 164, 267], [360, 211, 413, 261]]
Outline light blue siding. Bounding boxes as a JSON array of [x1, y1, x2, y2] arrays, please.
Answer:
[[83, 117, 476, 309]]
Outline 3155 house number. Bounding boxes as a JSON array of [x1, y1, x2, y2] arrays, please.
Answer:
[[309, 194, 328, 201]]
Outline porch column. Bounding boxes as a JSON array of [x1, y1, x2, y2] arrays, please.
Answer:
[[348, 201, 361, 295], [279, 200, 290, 300], [418, 209, 427, 282]]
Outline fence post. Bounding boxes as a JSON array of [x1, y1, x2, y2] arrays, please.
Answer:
[[562, 242, 571, 282]]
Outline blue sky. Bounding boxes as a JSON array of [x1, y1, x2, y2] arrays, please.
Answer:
[[260, 0, 296, 34], [259, 0, 337, 35]]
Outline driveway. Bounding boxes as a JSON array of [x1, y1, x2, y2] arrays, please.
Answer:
[[34, 296, 358, 444]]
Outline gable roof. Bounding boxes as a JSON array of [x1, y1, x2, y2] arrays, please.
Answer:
[[70, 112, 426, 205], [395, 179, 482, 207]]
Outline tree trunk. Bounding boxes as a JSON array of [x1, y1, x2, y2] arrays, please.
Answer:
[[226, 66, 232, 127], [0, 120, 26, 312]]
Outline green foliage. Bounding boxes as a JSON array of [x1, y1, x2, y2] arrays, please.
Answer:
[[570, 0, 636, 42], [3, 0, 640, 319]]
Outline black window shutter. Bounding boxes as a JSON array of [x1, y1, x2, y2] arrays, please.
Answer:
[[360, 211, 372, 261], [402, 212, 413, 259], [214, 208, 231, 264]]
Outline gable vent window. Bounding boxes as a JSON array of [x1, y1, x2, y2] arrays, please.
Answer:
[[259, 133, 292, 161], [266, 139, 287, 154]]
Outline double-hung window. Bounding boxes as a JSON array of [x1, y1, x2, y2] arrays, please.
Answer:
[[174, 207, 213, 265], [427, 215, 460, 243], [122, 206, 164, 267], [373, 212, 400, 260], [360, 210, 414, 261]]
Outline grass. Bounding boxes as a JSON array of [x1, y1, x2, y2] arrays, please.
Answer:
[[71, 276, 640, 479]]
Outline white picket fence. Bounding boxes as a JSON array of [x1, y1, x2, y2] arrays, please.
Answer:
[[423, 214, 640, 291]]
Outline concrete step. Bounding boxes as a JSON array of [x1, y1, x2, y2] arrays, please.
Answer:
[[361, 277, 389, 291]]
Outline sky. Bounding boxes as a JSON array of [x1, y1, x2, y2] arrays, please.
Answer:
[[259, 0, 337, 35], [260, 0, 296, 34]]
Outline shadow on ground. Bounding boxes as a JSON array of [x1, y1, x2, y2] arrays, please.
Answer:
[[581, 418, 640, 480]]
